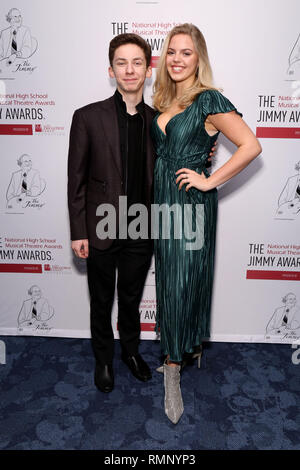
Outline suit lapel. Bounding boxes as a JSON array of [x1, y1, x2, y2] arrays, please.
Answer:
[[98, 96, 122, 179]]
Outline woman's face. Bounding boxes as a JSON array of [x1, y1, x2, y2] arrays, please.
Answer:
[[166, 34, 199, 86]]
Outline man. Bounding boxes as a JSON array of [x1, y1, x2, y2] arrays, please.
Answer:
[[0, 8, 35, 63], [68, 34, 155, 393], [68, 33, 215, 393], [278, 160, 300, 205], [266, 293, 300, 335], [276, 160, 300, 219], [287, 33, 300, 78], [18, 285, 54, 327], [6, 154, 44, 207]]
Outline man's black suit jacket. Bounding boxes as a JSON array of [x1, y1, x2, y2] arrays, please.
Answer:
[[67, 95, 156, 250]]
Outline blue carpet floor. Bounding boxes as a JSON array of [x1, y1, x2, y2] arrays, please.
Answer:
[[0, 336, 299, 450]]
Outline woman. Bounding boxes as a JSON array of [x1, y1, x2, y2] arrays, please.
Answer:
[[151, 24, 262, 424]]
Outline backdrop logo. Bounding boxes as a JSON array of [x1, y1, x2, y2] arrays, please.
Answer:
[[275, 160, 300, 220], [17, 285, 54, 332], [43, 264, 72, 275], [36, 124, 65, 135], [0, 7, 38, 76], [287, 33, 300, 80], [5, 153, 46, 212], [265, 292, 300, 341]]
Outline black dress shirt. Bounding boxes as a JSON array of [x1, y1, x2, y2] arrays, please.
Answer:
[[114, 89, 146, 207]]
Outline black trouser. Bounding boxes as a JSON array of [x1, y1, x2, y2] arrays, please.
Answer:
[[87, 239, 153, 366]]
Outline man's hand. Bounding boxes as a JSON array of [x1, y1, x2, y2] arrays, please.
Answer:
[[71, 239, 89, 258], [207, 141, 217, 162], [6, 53, 17, 65]]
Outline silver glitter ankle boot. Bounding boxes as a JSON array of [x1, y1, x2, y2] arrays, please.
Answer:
[[163, 362, 184, 424]]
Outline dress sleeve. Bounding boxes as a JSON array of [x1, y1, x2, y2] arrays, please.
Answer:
[[201, 89, 243, 120]]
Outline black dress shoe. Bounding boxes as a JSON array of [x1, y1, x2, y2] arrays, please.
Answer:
[[121, 353, 152, 382], [94, 363, 114, 393]]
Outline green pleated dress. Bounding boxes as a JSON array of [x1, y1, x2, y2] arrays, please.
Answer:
[[151, 89, 242, 362]]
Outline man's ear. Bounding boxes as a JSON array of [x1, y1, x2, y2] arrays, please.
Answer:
[[146, 65, 152, 79], [108, 66, 115, 79]]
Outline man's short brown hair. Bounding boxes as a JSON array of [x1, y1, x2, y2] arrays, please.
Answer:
[[109, 33, 152, 67]]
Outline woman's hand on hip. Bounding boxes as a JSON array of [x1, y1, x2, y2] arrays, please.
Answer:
[[175, 168, 212, 192]]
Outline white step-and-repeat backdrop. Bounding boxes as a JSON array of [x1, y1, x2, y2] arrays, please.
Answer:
[[0, 0, 299, 344]]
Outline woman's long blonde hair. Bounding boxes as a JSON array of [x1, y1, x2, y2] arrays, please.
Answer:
[[153, 23, 217, 112]]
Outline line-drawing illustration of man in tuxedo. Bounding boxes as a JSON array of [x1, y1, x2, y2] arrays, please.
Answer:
[[0, 8, 38, 65], [275, 160, 300, 219], [266, 293, 300, 336], [6, 154, 46, 208], [287, 33, 300, 79], [18, 285, 54, 327]]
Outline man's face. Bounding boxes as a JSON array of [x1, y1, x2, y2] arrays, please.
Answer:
[[286, 294, 296, 307], [31, 287, 41, 300], [20, 156, 32, 171], [10, 9, 22, 28], [109, 44, 152, 94]]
